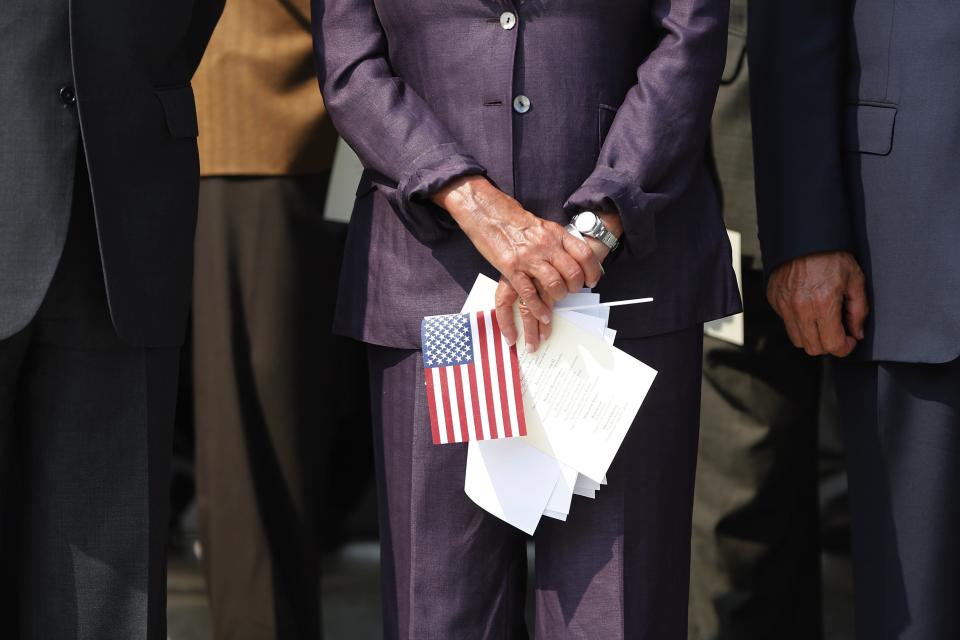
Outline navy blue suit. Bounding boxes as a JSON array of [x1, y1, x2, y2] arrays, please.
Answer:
[[749, 2, 960, 637]]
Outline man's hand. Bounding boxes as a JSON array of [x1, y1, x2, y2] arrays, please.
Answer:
[[767, 250, 869, 357], [433, 176, 603, 351]]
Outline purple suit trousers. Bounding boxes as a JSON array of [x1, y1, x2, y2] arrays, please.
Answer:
[[368, 327, 703, 639]]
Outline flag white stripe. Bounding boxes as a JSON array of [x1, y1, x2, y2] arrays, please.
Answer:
[[431, 367, 448, 444], [459, 364, 477, 440], [499, 327, 520, 435], [469, 313, 492, 440], [483, 311, 506, 439], [445, 365, 462, 443]]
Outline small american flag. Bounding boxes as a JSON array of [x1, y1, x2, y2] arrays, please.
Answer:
[[421, 310, 527, 445]]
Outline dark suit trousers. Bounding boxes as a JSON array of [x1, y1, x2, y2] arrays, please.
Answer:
[[192, 176, 370, 640], [688, 266, 826, 640], [0, 159, 178, 640], [367, 325, 704, 640], [836, 357, 960, 640]]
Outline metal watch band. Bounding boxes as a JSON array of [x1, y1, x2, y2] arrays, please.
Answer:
[[571, 212, 620, 252], [594, 226, 619, 252]]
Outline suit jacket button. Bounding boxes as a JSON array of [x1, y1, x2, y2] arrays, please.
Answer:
[[500, 12, 517, 30], [59, 85, 76, 106], [512, 95, 531, 114]]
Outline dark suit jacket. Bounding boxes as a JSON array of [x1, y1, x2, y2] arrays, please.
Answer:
[[313, 0, 741, 349], [0, 0, 224, 347], [749, 0, 960, 363]]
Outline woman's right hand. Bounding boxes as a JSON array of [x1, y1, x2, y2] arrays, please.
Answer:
[[432, 175, 603, 351]]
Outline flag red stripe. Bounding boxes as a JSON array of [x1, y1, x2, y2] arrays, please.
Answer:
[[424, 369, 441, 445], [438, 366, 456, 444], [489, 312, 514, 437], [475, 311, 500, 438], [509, 344, 527, 436], [452, 365, 470, 443], [466, 363, 484, 440]]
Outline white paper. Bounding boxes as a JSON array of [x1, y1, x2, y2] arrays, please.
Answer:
[[556, 293, 600, 309], [463, 276, 560, 533], [517, 313, 657, 482], [559, 294, 611, 327], [603, 328, 617, 346], [464, 438, 563, 535], [556, 308, 613, 503], [704, 229, 744, 346], [573, 475, 601, 497], [462, 274, 655, 531], [543, 464, 579, 518], [555, 309, 607, 338]]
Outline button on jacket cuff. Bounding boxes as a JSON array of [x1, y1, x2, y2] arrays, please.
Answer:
[[396, 143, 486, 243], [565, 165, 657, 258]]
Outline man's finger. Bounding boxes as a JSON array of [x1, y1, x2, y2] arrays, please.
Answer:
[[790, 295, 826, 355], [816, 313, 856, 358], [495, 278, 519, 346], [797, 314, 826, 356], [519, 300, 541, 353], [561, 232, 602, 287], [782, 314, 805, 350], [539, 319, 551, 345], [769, 297, 803, 349], [844, 274, 869, 340], [529, 261, 569, 305], [548, 250, 585, 293], [509, 272, 552, 326], [534, 281, 553, 343]]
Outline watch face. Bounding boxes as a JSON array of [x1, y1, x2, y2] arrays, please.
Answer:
[[575, 212, 599, 234]]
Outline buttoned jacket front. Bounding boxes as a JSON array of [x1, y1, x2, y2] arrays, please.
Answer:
[[0, 0, 224, 346], [313, 0, 741, 347]]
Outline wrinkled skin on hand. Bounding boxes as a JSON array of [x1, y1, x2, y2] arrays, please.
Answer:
[[766, 250, 869, 357], [433, 175, 619, 352]]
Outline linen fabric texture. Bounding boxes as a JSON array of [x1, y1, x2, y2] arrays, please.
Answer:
[[313, 0, 741, 348]]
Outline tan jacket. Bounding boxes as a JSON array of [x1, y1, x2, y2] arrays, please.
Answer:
[[193, 0, 338, 176]]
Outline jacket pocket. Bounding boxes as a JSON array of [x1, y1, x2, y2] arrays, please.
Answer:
[[845, 104, 897, 156], [598, 104, 618, 151], [155, 84, 199, 138]]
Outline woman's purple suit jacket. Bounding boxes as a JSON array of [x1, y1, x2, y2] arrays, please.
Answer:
[[312, 0, 741, 348]]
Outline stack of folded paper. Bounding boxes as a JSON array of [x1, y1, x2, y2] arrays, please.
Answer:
[[451, 274, 658, 534]]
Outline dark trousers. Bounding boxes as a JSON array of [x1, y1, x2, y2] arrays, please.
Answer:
[[837, 357, 960, 640], [0, 159, 178, 640], [689, 266, 839, 640], [368, 326, 704, 639], [193, 176, 370, 640]]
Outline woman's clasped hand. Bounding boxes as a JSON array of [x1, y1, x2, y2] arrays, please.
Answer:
[[432, 175, 614, 353]]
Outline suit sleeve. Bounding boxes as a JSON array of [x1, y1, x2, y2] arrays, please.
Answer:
[[564, 0, 730, 258], [311, 0, 486, 243], [185, 0, 226, 75], [747, 0, 853, 274]]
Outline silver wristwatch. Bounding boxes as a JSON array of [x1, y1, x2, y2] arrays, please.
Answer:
[[567, 211, 620, 252]]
